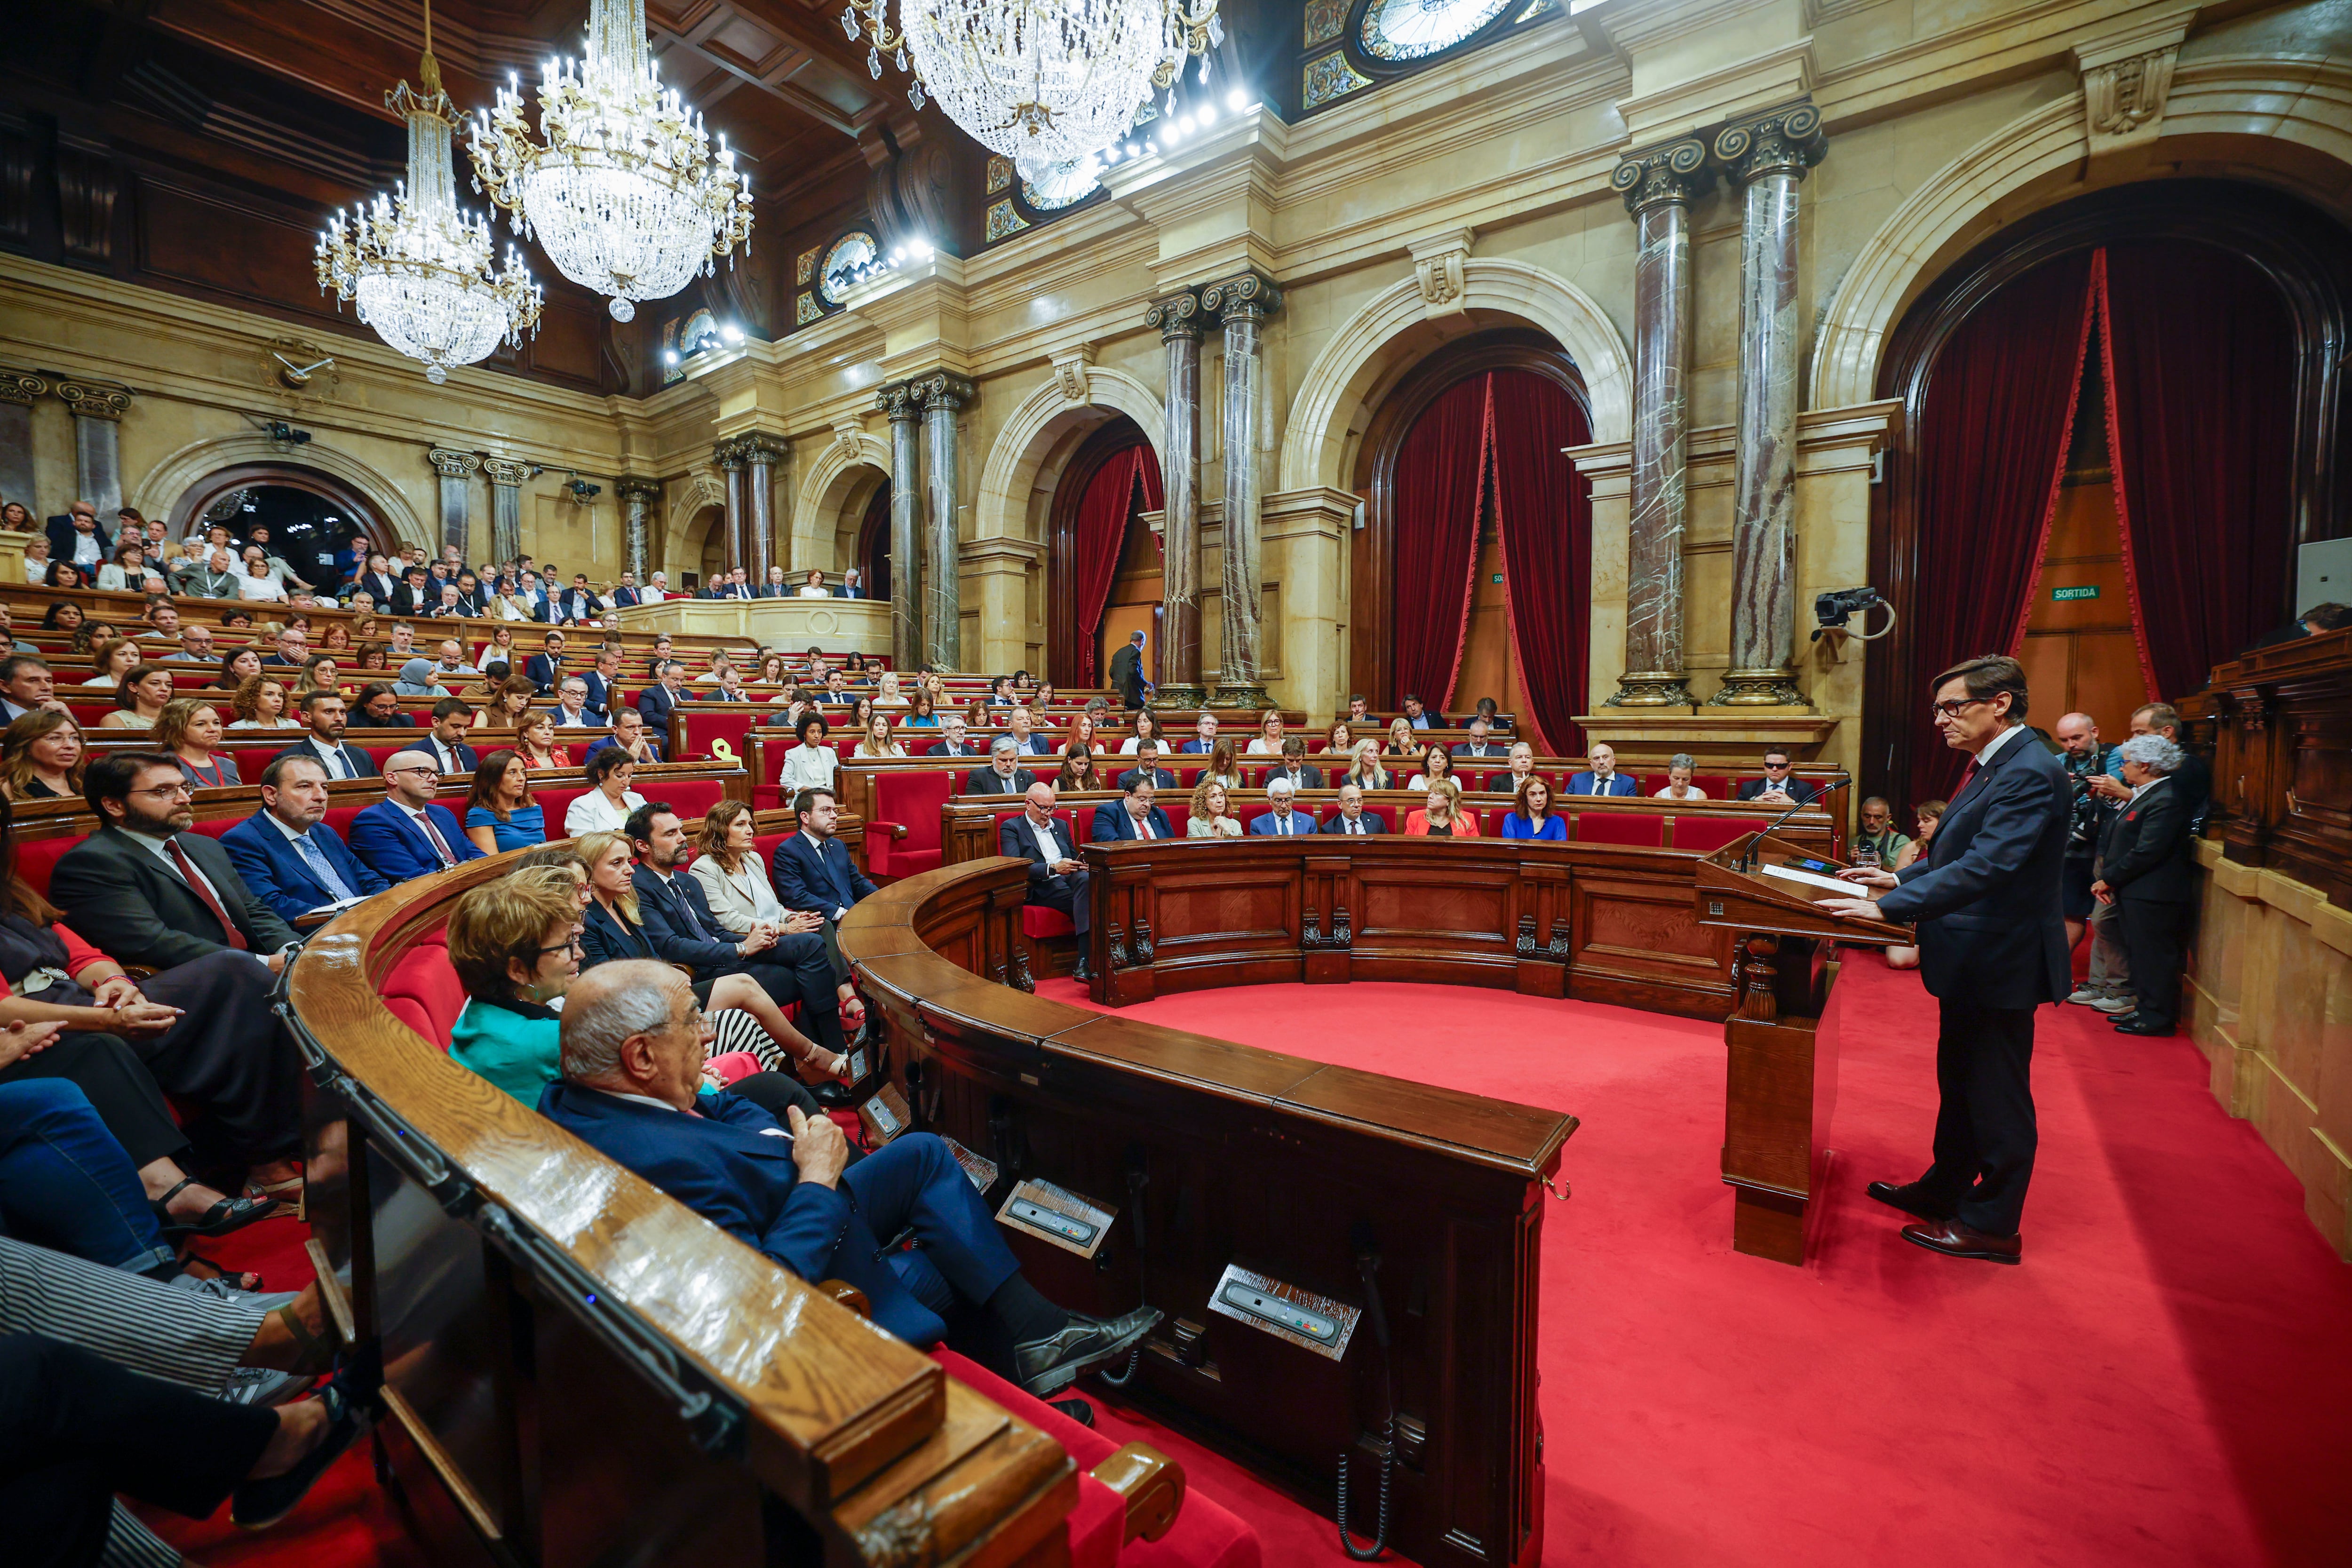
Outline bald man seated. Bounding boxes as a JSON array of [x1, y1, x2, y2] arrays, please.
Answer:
[[540, 962, 1159, 1394], [345, 749, 486, 883]]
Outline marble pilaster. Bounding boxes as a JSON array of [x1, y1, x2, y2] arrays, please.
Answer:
[[1145, 287, 1208, 709], [877, 382, 925, 672], [740, 434, 788, 584], [1712, 102, 1824, 708], [482, 457, 530, 567], [56, 379, 130, 519], [0, 370, 47, 513], [1200, 269, 1281, 711], [616, 478, 659, 582], [1606, 138, 1711, 709], [426, 448, 479, 558], [713, 439, 747, 581], [914, 372, 975, 672]]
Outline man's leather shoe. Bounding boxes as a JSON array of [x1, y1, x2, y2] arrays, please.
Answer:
[[1866, 1180, 1952, 1221], [1900, 1218, 2022, 1265], [1015, 1305, 1162, 1397], [1072, 961, 1094, 983], [2106, 1011, 2141, 1026], [1050, 1396, 1096, 1428], [2112, 1018, 2174, 1036]]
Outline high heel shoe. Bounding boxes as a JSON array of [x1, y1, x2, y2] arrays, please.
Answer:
[[151, 1178, 282, 1240]]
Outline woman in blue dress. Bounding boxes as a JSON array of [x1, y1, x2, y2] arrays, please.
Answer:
[[461, 749, 546, 855], [1501, 775, 1566, 840]]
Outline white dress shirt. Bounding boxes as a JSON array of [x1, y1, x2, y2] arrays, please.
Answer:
[[565, 788, 646, 837], [72, 532, 102, 566], [1024, 815, 1065, 866]]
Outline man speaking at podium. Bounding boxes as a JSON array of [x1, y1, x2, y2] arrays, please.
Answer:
[[1820, 655, 2070, 1266]]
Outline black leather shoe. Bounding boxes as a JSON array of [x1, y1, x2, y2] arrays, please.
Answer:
[[810, 1081, 857, 1108], [1015, 1305, 1162, 1398], [2106, 1011, 2141, 1027], [1866, 1180, 1952, 1221], [1072, 961, 1094, 983], [1900, 1217, 2022, 1265], [2112, 1018, 2174, 1036], [1050, 1396, 1097, 1428]]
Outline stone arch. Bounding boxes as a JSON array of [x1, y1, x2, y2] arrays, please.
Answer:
[[1811, 54, 2352, 410], [972, 365, 1164, 549], [658, 473, 726, 582], [133, 433, 428, 552], [1277, 259, 1631, 494], [793, 429, 892, 577]]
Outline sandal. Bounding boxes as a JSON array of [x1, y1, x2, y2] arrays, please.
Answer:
[[178, 1254, 264, 1292], [151, 1178, 282, 1240], [244, 1173, 306, 1223], [273, 1300, 344, 1377]]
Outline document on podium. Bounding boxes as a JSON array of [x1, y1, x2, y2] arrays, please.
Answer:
[[1760, 862, 1860, 896]]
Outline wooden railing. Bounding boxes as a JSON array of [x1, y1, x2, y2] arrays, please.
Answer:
[[2180, 623, 2352, 907]]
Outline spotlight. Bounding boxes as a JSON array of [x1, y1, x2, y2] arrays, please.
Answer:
[[1198, 103, 1217, 124], [663, 349, 679, 365], [1226, 88, 1247, 110], [1127, 143, 1140, 157], [720, 323, 743, 343], [263, 421, 311, 446]]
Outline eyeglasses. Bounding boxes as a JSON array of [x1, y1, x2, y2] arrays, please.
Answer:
[[132, 783, 193, 800], [535, 938, 583, 958], [1930, 697, 1992, 719]]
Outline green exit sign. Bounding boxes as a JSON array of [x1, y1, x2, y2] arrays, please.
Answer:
[[2052, 585, 2100, 601], [1492, 573, 1504, 584]]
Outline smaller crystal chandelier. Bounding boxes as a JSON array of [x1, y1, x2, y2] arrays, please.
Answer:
[[842, 0, 1223, 181], [316, 4, 542, 384], [468, 0, 753, 321]]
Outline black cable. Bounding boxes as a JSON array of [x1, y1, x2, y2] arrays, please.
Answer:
[[1336, 1247, 1393, 1560], [1097, 1156, 1151, 1389]]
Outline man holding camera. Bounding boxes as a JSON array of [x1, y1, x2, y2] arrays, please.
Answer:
[[2055, 712, 2130, 1013]]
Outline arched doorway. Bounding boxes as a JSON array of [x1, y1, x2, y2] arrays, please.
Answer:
[[1047, 417, 1161, 689], [854, 483, 892, 603], [167, 462, 394, 588], [1351, 328, 1593, 752]]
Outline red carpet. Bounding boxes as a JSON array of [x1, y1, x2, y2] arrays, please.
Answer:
[[1033, 958, 2352, 1568]]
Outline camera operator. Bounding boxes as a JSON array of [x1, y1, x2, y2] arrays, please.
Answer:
[[2054, 712, 2130, 1013]]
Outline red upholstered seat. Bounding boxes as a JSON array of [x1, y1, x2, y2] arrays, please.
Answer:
[[1023, 906, 1075, 939], [535, 788, 586, 833], [1481, 806, 1511, 835], [1159, 802, 1190, 835], [381, 996, 435, 1043], [187, 815, 238, 841], [67, 704, 112, 728], [360, 743, 404, 772], [1574, 811, 1664, 847], [12, 836, 73, 898], [381, 946, 464, 1048], [869, 769, 952, 879], [321, 803, 366, 842], [1670, 814, 1753, 854], [676, 708, 756, 765], [1361, 802, 1398, 830], [657, 779, 724, 821], [1692, 776, 1732, 800]]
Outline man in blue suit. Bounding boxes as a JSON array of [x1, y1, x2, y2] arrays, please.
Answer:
[[1823, 654, 2071, 1266], [347, 749, 485, 883], [539, 961, 1159, 1390], [772, 787, 877, 922], [1248, 779, 1317, 836], [635, 661, 688, 744], [1320, 782, 1388, 834], [524, 630, 569, 693], [1564, 742, 1639, 796], [609, 573, 644, 608], [1112, 741, 1177, 792], [1177, 714, 1219, 755], [222, 754, 390, 923], [999, 784, 1090, 980], [1090, 778, 1172, 842]]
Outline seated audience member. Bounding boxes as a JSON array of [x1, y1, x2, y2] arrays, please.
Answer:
[[355, 683, 410, 727], [1881, 800, 1946, 970], [1120, 708, 1165, 756], [514, 711, 564, 771], [0, 605, 33, 654], [155, 698, 239, 790], [1246, 710, 1287, 756], [1005, 705, 1055, 757], [552, 677, 599, 729], [80, 637, 140, 690], [1266, 737, 1325, 792], [1407, 743, 1456, 792], [1565, 742, 1638, 796], [0, 711, 86, 801], [523, 631, 568, 693], [474, 675, 537, 731], [1322, 721, 1354, 758], [293, 655, 347, 700], [1405, 778, 1480, 836], [1345, 694, 1370, 724], [988, 675, 1017, 708], [583, 704, 661, 769], [1400, 693, 1433, 730], [1342, 739, 1395, 792], [566, 747, 645, 836], [1248, 778, 1317, 836], [100, 665, 176, 731], [1060, 712, 1098, 757], [1384, 716, 1421, 760], [444, 867, 589, 1104], [928, 715, 980, 757], [1322, 781, 1387, 835], [1854, 795, 1913, 867], [538, 961, 1156, 1387], [2092, 735, 2197, 1037], [999, 785, 1091, 979], [763, 789, 874, 1030], [962, 698, 992, 731], [636, 660, 690, 740], [477, 627, 519, 673], [1450, 718, 1507, 759], [1115, 740, 1177, 792], [1187, 779, 1243, 838], [1053, 745, 1102, 794], [271, 691, 377, 781], [222, 755, 389, 924], [1179, 713, 1219, 755], [1092, 777, 1171, 842], [347, 750, 485, 882], [216, 649, 264, 692], [1654, 752, 1707, 800], [417, 698, 482, 774], [698, 800, 817, 936], [1735, 747, 1818, 804], [779, 712, 838, 798], [164, 623, 217, 667], [873, 670, 908, 708], [1502, 775, 1566, 839], [853, 712, 905, 759], [703, 667, 752, 704], [462, 750, 546, 854], [390, 657, 448, 698], [903, 690, 938, 728], [964, 735, 1039, 797], [1473, 695, 1512, 734]]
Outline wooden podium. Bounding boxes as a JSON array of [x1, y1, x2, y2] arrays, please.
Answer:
[[1694, 833, 1914, 1265]]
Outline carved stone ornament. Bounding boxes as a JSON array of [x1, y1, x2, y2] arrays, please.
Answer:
[[1610, 137, 1711, 217], [613, 476, 662, 504], [1145, 287, 1205, 342], [909, 370, 976, 413], [426, 448, 481, 480], [1200, 268, 1283, 324], [1407, 228, 1475, 319], [2075, 29, 2183, 158], [710, 437, 748, 472], [738, 431, 791, 467], [1050, 344, 1093, 405], [480, 458, 532, 488], [0, 369, 47, 408], [1712, 102, 1826, 186], [54, 379, 131, 421], [875, 380, 925, 423]]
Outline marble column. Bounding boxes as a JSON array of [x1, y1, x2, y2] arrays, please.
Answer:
[[713, 438, 747, 581], [740, 434, 787, 584], [56, 379, 131, 518], [615, 477, 659, 582], [1605, 138, 1711, 708], [878, 382, 926, 671], [1144, 287, 1208, 709], [426, 448, 479, 558], [0, 371, 46, 516], [915, 373, 975, 672], [1200, 269, 1281, 710], [482, 457, 530, 568], [1711, 102, 1825, 708]]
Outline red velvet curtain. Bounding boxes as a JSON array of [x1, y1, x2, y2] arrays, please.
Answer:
[[2100, 241, 2297, 703], [1904, 250, 2096, 798], [1490, 369, 1594, 756], [1068, 443, 1161, 687], [1391, 373, 1494, 708]]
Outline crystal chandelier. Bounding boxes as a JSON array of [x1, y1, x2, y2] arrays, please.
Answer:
[[843, 0, 1223, 180], [467, 0, 753, 321], [316, 9, 542, 385]]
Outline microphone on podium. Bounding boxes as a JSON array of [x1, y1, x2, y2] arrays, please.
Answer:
[[1744, 773, 1851, 872]]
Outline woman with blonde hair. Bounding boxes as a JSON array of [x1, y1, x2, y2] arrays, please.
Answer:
[[854, 711, 906, 759], [874, 669, 907, 708], [1200, 736, 1241, 791], [100, 665, 176, 729], [1346, 739, 1395, 792], [0, 710, 87, 801], [227, 673, 297, 730], [1246, 709, 1286, 756], [154, 698, 239, 789], [1187, 777, 1243, 837], [1404, 777, 1481, 836], [79, 637, 139, 689], [1385, 715, 1421, 760], [476, 625, 518, 673]]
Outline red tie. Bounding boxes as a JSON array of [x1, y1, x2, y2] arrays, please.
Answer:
[[1947, 757, 1982, 808], [166, 839, 248, 950], [412, 808, 458, 868]]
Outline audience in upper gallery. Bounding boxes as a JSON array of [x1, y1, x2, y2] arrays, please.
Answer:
[[461, 751, 546, 855], [1, 710, 86, 801], [155, 698, 239, 789], [100, 664, 175, 730], [566, 747, 647, 837], [999, 785, 1091, 979], [928, 715, 980, 757], [1248, 779, 1317, 836], [1120, 708, 1166, 755], [1451, 718, 1507, 759], [1053, 745, 1102, 793], [1266, 737, 1324, 791], [1735, 747, 1817, 804], [1405, 778, 1480, 837], [1322, 782, 1386, 835], [1116, 741, 1177, 791], [1406, 743, 1456, 792], [1188, 779, 1243, 837], [1654, 752, 1706, 799], [1565, 742, 1638, 796], [965, 735, 1040, 797], [1246, 710, 1287, 756], [219, 756, 388, 925], [1502, 776, 1566, 840], [1345, 739, 1396, 791], [1093, 776, 1171, 842], [346, 750, 484, 882], [1179, 712, 1219, 755]]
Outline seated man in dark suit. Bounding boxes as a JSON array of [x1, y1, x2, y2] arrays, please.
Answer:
[[963, 737, 1038, 797], [539, 962, 1158, 1391], [1564, 741, 1639, 796], [419, 700, 482, 775], [1177, 714, 1218, 754], [1321, 781, 1388, 834], [270, 692, 379, 783], [772, 787, 878, 923], [1263, 738, 1323, 792], [221, 753, 390, 923], [1449, 719, 1507, 759], [45, 499, 111, 567], [523, 631, 569, 694], [928, 716, 983, 758], [1090, 777, 1172, 843], [347, 750, 486, 883], [999, 784, 1091, 980], [355, 683, 414, 727], [1733, 748, 1818, 805], [50, 753, 302, 972], [635, 661, 689, 743], [2091, 734, 2197, 1037], [1113, 740, 1177, 792]]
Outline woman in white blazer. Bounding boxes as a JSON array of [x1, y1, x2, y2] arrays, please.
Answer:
[[688, 800, 791, 936]]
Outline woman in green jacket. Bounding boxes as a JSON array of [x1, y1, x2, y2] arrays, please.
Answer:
[[445, 868, 582, 1104]]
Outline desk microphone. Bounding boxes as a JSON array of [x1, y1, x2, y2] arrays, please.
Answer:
[[1745, 773, 1851, 872]]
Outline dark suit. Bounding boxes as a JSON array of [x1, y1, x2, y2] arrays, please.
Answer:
[[538, 1084, 1021, 1348], [220, 812, 389, 923], [1564, 771, 1638, 796], [832, 583, 866, 600], [928, 739, 981, 758], [582, 735, 663, 765], [771, 832, 876, 919], [611, 587, 643, 608], [1450, 742, 1507, 759], [628, 866, 843, 1049], [389, 581, 436, 618], [419, 734, 479, 775], [346, 799, 484, 883], [523, 653, 567, 693], [998, 812, 1089, 935], [1090, 802, 1172, 842], [1734, 774, 1819, 804], [962, 766, 1037, 796], [269, 736, 379, 781], [635, 682, 683, 742], [1876, 726, 2071, 1234], [553, 589, 598, 622], [580, 669, 618, 723], [1008, 733, 1057, 756], [1177, 739, 1216, 754], [1113, 765, 1177, 792], [356, 571, 400, 606], [1264, 764, 1323, 791], [44, 517, 111, 564], [2098, 776, 2195, 1029], [1107, 641, 1147, 709], [49, 826, 300, 968], [1321, 812, 1388, 835]]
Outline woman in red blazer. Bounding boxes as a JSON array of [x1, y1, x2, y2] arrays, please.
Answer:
[[1403, 779, 1481, 837]]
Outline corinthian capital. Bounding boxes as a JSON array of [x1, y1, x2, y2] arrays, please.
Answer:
[[1201, 268, 1282, 324], [1713, 101, 1826, 185], [1611, 137, 1713, 216], [876, 380, 925, 422], [738, 432, 790, 466], [614, 476, 662, 505], [711, 438, 748, 472]]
